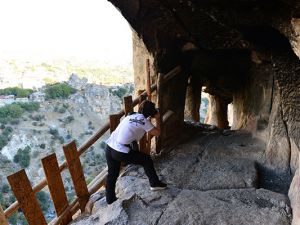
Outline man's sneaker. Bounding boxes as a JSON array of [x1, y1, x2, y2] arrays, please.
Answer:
[[150, 181, 167, 191], [106, 197, 118, 205]]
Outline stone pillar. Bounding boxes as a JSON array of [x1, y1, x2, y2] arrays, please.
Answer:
[[185, 81, 202, 122], [205, 95, 229, 129]]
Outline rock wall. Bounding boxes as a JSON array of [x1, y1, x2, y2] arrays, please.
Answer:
[[108, 1, 300, 223], [132, 31, 156, 100]]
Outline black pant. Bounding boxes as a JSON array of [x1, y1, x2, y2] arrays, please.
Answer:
[[105, 145, 160, 203]]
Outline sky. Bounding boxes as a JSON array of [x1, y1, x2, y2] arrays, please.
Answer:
[[0, 0, 133, 64]]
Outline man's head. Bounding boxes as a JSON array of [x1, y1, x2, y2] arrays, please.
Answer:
[[138, 100, 158, 118]]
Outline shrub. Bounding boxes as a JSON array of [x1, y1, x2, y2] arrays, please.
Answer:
[[0, 104, 23, 119], [10, 119, 20, 125], [66, 134, 72, 140], [45, 83, 76, 100], [13, 146, 31, 168], [85, 131, 93, 135], [0, 135, 9, 150], [36, 191, 50, 213], [99, 141, 107, 149], [58, 107, 66, 113], [0, 87, 33, 97], [59, 136, 65, 144], [17, 102, 40, 112], [3, 126, 13, 136], [110, 86, 127, 99], [8, 214, 17, 225], [1, 184, 10, 193], [0, 102, 39, 125], [0, 127, 12, 150], [39, 143, 46, 149], [62, 103, 69, 109], [64, 116, 74, 124], [29, 114, 45, 121], [49, 128, 59, 136]]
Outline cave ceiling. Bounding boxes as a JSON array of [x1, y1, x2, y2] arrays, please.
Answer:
[[108, 0, 300, 96], [108, 0, 299, 51]]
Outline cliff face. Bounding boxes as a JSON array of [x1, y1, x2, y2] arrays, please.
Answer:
[[107, 0, 300, 223]]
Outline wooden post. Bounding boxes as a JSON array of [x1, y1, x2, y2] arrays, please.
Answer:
[[123, 95, 133, 116], [146, 59, 151, 101], [41, 153, 72, 224], [7, 170, 47, 225], [136, 90, 147, 153], [63, 141, 89, 212], [109, 114, 120, 133], [156, 73, 164, 153], [138, 90, 147, 104], [0, 205, 8, 225]]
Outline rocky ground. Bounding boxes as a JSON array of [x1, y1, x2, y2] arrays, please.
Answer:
[[70, 124, 292, 225]]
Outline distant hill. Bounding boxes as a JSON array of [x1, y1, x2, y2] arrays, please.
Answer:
[[0, 58, 134, 89]]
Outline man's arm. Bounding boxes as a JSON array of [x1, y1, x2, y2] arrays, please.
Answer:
[[148, 112, 161, 137]]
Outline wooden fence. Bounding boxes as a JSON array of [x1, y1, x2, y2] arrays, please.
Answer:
[[0, 65, 182, 225]]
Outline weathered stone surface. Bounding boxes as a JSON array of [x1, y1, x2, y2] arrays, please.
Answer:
[[288, 169, 300, 225], [68, 74, 88, 90], [158, 189, 291, 225], [156, 151, 258, 190], [71, 130, 291, 225], [72, 181, 291, 225]]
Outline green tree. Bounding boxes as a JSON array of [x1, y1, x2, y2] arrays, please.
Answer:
[[110, 86, 127, 99], [45, 83, 76, 99]]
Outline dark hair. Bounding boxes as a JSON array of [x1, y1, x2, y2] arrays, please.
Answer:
[[138, 100, 158, 118]]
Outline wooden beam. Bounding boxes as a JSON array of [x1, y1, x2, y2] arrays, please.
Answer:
[[109, 114, 120, 133], [41, 153, 72, 224], [136, 95, 147, 154], [146, 59, 151, 101], [87, 167, 108, 194], [123, 95, 133, 116], [49, 198, 79, 225], [156, 73, 164, 153], [3, 66, 165, 220], [7, 170, 47, 225], [0, 205, 8, 225], [160, 66, 181, 85], [138, 90, 147, 104], [78, 122, 110, 156], [63, 141, 89, 212]]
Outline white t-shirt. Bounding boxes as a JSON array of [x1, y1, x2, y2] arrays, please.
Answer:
[[106, 113, 154, 153]]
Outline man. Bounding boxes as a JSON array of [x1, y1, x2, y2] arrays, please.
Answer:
[[105, 100, 167, 204]]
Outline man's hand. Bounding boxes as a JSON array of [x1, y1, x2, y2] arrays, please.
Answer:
[[148, 112, 161, 137]]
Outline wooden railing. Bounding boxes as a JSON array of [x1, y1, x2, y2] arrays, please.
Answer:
[[0, 65, 182, 225]]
